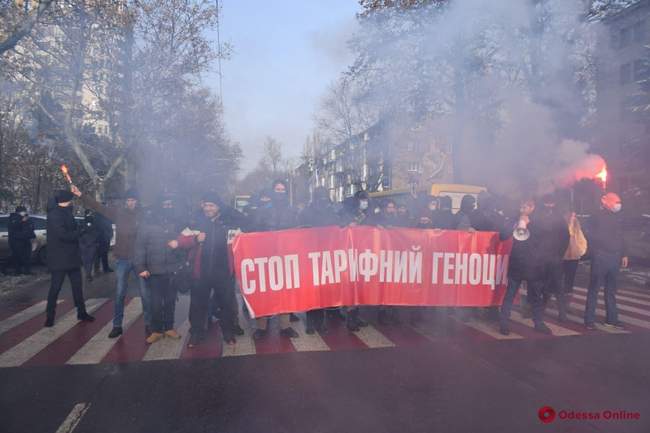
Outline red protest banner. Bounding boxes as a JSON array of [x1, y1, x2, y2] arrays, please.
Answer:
[[232, 226, 512, 318]]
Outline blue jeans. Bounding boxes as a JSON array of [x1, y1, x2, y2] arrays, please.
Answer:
[[500, 277, 545, 325], [114, 259, 150, 328], [585, 252, 620, 325]]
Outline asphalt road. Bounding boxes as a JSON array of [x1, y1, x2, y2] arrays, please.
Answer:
[[1, 331, 649, 433]]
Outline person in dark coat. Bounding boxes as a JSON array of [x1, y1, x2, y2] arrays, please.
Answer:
[[534, 194, 570, 323], [134, 194, 186, 344], [338, 189, 374, 331], [584, 192, 628, 329], [204, 200, 251, 338], [299, 187, 340, 334], [453, 195, 480, 230], [79, 210, 99, 282], [433, 196, 456, 229], [45, 190, 95, 327], [93, 210, 113, 273], [178, 192, 236, 347], [249, 180, 300, 339], [8, 206, 35, 275], [499, 196, 565, 335]]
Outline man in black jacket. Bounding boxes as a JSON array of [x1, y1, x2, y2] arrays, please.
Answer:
[[79, 210, 99, 282], [134, 194, 186, 344], [499, 198, 543, 335], [8, 206, 35, 275], [299, 187, 340, 334], [180, 192, 237, 347], [535, 194, 571, 323], [45, 190, 95, 327], [250, 180, 300, 339], [584, 192, 628, 330]]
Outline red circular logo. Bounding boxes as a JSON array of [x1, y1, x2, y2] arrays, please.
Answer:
[[538, 406, 556, 424]]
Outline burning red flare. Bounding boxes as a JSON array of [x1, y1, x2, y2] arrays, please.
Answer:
[[60, 164, 72, 184], [596, 165, 607, 189]]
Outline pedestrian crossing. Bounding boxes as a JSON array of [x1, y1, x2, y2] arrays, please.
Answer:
[[1, 286, 649, 369]]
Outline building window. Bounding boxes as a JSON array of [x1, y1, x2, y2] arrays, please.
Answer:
[[407, 162, 421, 173], [634, 20, 646, 43], [620, 62, 632, 85]]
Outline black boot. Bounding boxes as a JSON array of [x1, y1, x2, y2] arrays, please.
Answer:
[[108, 327, 123, 338], [44, 316, 54, 327], [78, 312, 95, 322]]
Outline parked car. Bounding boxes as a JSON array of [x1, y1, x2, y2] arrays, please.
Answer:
[[0, 214, 113, 265], [0, 214, 47, 264]]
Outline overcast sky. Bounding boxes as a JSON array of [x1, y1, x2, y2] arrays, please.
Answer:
[[203, 1, 360, 174]]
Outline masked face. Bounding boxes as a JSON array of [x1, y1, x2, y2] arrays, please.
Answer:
[[359, 200, 369, 210]]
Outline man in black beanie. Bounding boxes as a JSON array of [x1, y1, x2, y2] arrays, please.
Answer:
[[8, 205, 35, 275], [45, 190, 95, 327]]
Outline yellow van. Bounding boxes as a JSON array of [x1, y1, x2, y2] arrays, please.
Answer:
[[369, 183, 487, 211]]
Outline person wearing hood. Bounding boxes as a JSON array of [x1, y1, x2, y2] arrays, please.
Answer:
[[79, 209, 99, 282], [299, 187, 340, 334], [134, 193, 186, 344], [433, 196, 456, 229], [250, 180, 300, 340], [584, 192, 627, 330], [7, 205, 35, 275], [72, 186, 150, 339], [453, 195, 479, 230], [339, 190, 372, 226], [45, 190, 95, 327]]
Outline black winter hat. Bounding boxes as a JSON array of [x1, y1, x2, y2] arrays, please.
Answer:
[[125, 188, 139, 200], [54, 190, 75, 204], [15, 206, 27, 213], [201, 191, 223, 207]]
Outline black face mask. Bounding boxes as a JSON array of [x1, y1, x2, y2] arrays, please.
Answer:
[[273, 192, 288, 206], [160, 207, 176, 221]]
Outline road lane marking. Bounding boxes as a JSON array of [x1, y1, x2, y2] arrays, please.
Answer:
[[0, 300, 61, 336], [544, 307, 629, 334], [290, 321, 331, 352], [509, 310, 580, 336], [574, 286, 650, 301], [571, 293, 650, 318], [462, 319, 524, 340], [55, 402, 90, 433], [352, 324, 395, 348], [67, 298, 142, 365], [0, 298, 106, 367]]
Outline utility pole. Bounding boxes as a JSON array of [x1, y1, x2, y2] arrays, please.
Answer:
[[215, 0, 224, 111]]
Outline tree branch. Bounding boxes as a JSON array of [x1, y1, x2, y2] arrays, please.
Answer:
[[0, 0, 56, 55]]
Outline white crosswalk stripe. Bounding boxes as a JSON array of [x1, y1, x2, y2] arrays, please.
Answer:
[[0, 287, 649, 369], [571, 293, 650, 318], [574, 286, 650, 301], [288, 316, 330, 352], [67, 298, 143, 365], [509, 310, 581, 336], [352, 324, 395, 348], [544, 306, 629, 334], [0, 300, 61, 337], [0, 298, 107, 368], [462, 318, 524, 339]]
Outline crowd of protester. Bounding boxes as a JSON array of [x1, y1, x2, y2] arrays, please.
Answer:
[[6, 178, 627, 347]]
